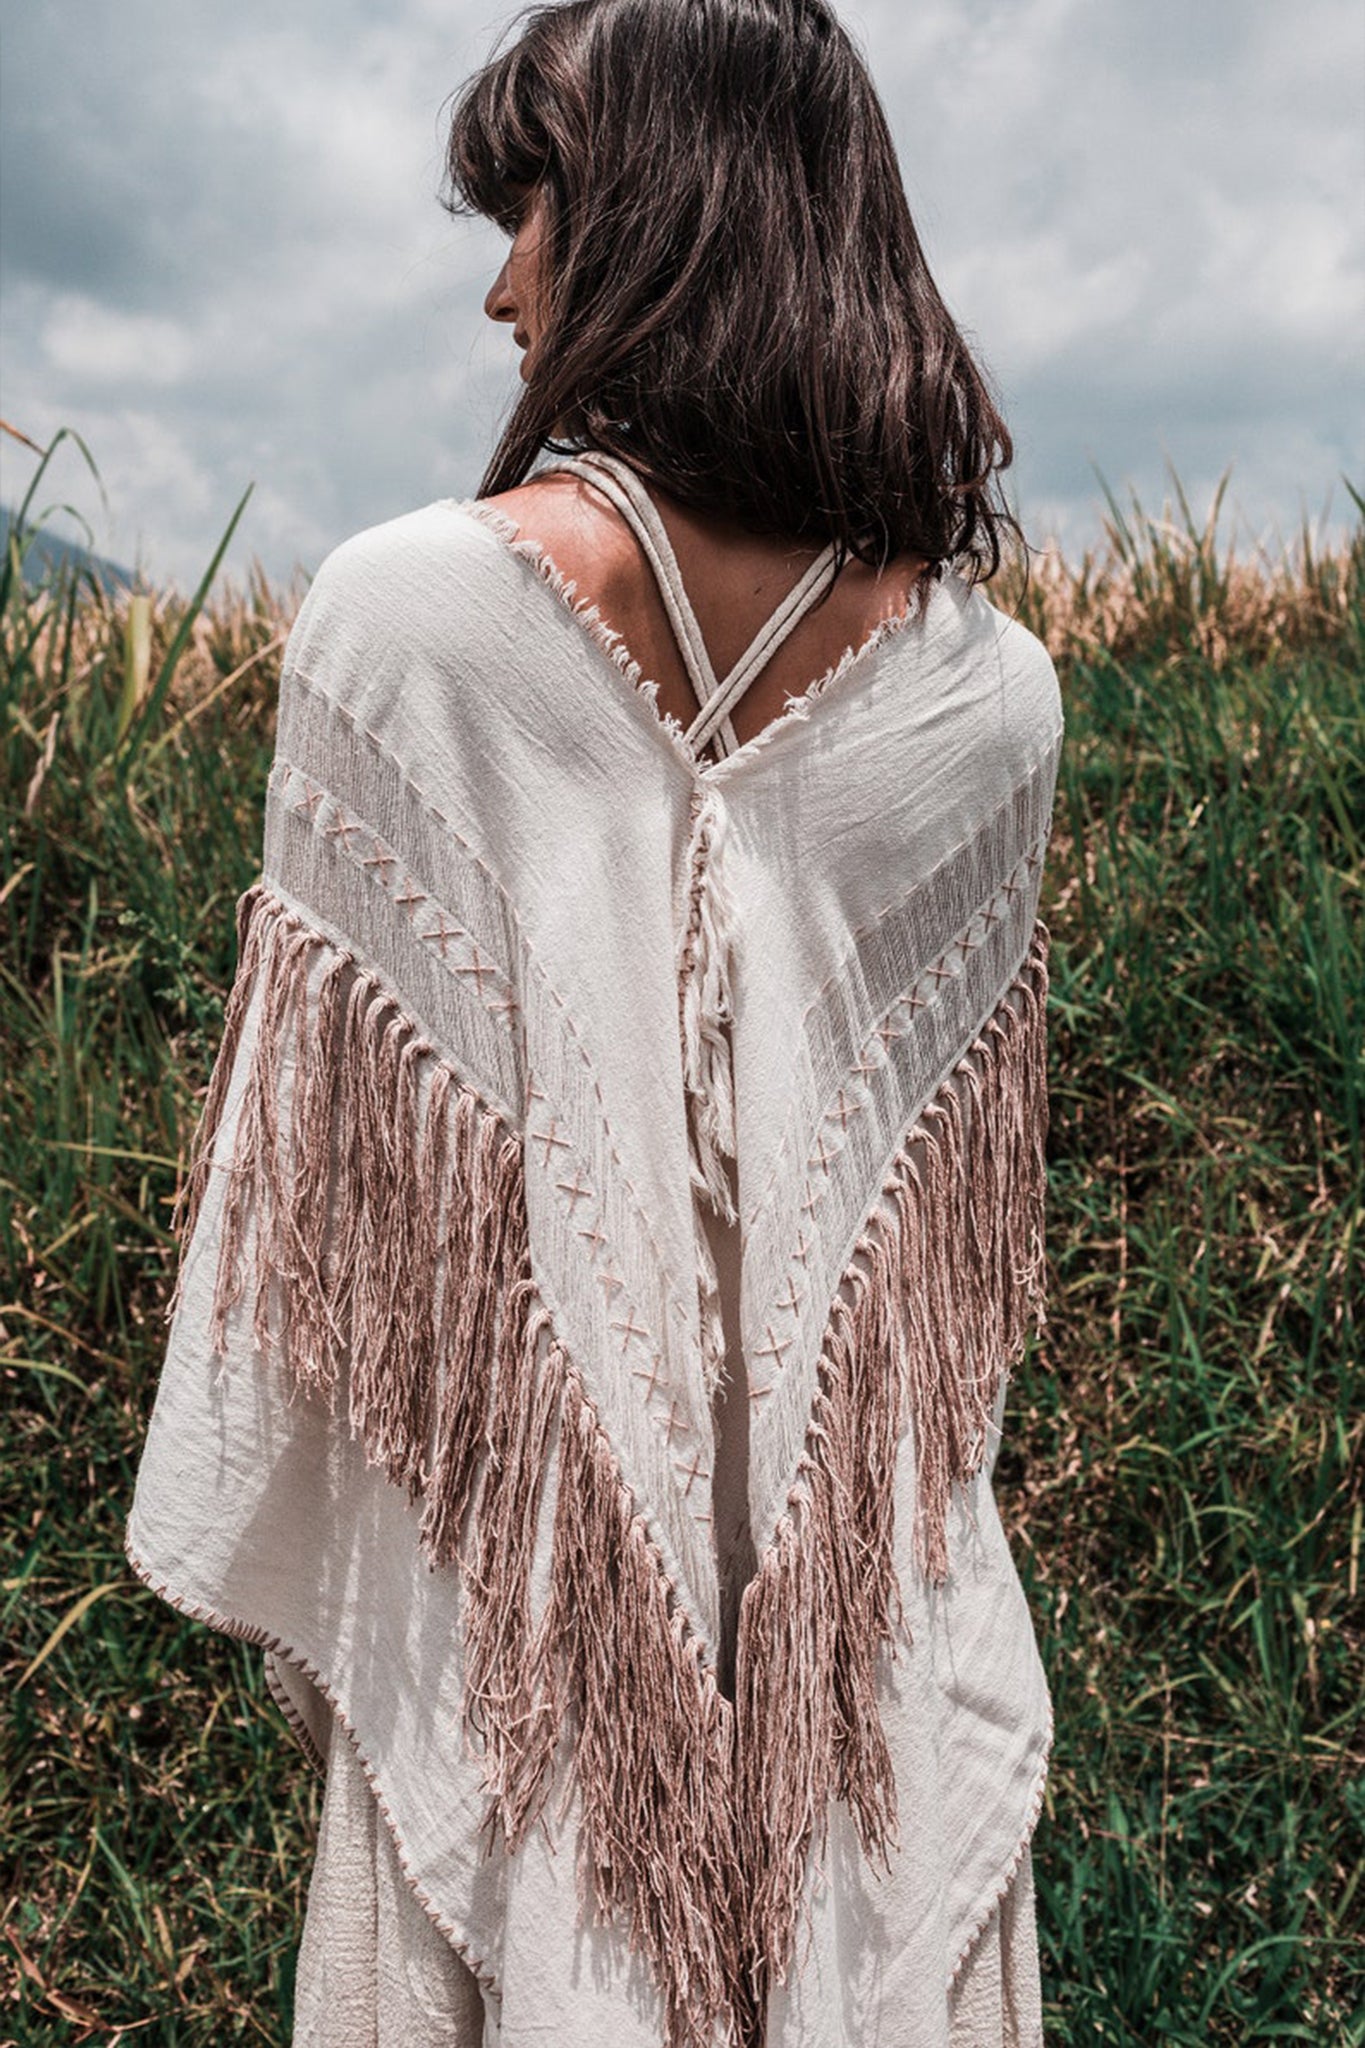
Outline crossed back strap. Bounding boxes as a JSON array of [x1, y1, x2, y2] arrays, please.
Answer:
[[547, 450, 840, 759]]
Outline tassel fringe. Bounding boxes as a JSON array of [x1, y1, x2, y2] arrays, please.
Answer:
[[168, 883, 749, 2048], [733, 923, 1051, 2028], [678, 783, 740, 1400], [167, 883, 1050, 2047]]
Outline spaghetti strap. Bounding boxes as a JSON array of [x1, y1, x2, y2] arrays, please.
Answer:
[[685, 542, 838, 757], [549, 453, 737, 750], [546, 450, 840, 757]]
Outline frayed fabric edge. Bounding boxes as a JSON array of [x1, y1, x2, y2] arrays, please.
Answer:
[[121, 1523, 507, 2014], [946, 1691, 1053, 1994], [446, 493, 944, 788], [454, 495, 700, 774]]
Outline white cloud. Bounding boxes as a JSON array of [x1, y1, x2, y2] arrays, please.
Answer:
[[42, 297, 192, 387]]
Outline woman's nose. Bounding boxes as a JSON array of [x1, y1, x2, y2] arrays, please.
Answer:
[[485, 262, 516, 324]]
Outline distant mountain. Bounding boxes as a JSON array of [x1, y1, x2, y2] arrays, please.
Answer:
[[0, 506, 134, 593]]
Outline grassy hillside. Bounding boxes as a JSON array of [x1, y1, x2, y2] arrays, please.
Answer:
[[2, 444, 1361, 2044]]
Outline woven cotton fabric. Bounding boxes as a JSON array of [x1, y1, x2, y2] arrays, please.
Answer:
[[126, 476, 1064, 2047], [291, 1700, 1044, 2048]]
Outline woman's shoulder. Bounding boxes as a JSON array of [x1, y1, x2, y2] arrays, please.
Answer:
[[281, 499, 520, 691], [943, 577, 1064, 747], [300, 499, 507, 618]]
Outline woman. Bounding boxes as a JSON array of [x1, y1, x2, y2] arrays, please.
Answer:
[[125, 2, 1063, 2044]]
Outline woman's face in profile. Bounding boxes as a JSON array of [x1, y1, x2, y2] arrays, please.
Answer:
[[484, 184, 552, 382]]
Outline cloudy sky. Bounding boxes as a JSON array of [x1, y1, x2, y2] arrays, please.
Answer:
[[2, 0, 1361, 587]]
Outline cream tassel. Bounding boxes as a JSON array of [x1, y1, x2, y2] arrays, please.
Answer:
[[677, 784, 739, 1399]]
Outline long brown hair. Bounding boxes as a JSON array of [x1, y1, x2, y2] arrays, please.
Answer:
[[443, 0, 1022, 581]]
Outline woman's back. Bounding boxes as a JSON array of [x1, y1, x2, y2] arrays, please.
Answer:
[[486, 468, 933, 755]]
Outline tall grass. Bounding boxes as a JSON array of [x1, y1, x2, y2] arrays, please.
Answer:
[[2, 437, 1361, 2043]]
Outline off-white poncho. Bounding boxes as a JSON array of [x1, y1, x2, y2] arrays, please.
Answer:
[[126, 450, 1063, 2047]]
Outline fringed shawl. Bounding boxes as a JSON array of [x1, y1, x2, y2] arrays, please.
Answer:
[[126, 488, 1063, 2048]]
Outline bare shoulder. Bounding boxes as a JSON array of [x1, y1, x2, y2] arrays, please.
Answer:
[[483, 470, 659, 631], [486, 472, 635, 566]]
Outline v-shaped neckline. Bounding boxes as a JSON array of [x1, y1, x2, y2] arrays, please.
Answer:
[[543, 450, 844, 765], [448, 495, 952, 786]]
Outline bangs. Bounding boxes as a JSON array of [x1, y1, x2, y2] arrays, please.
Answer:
[[444, 34, 556, 234]]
